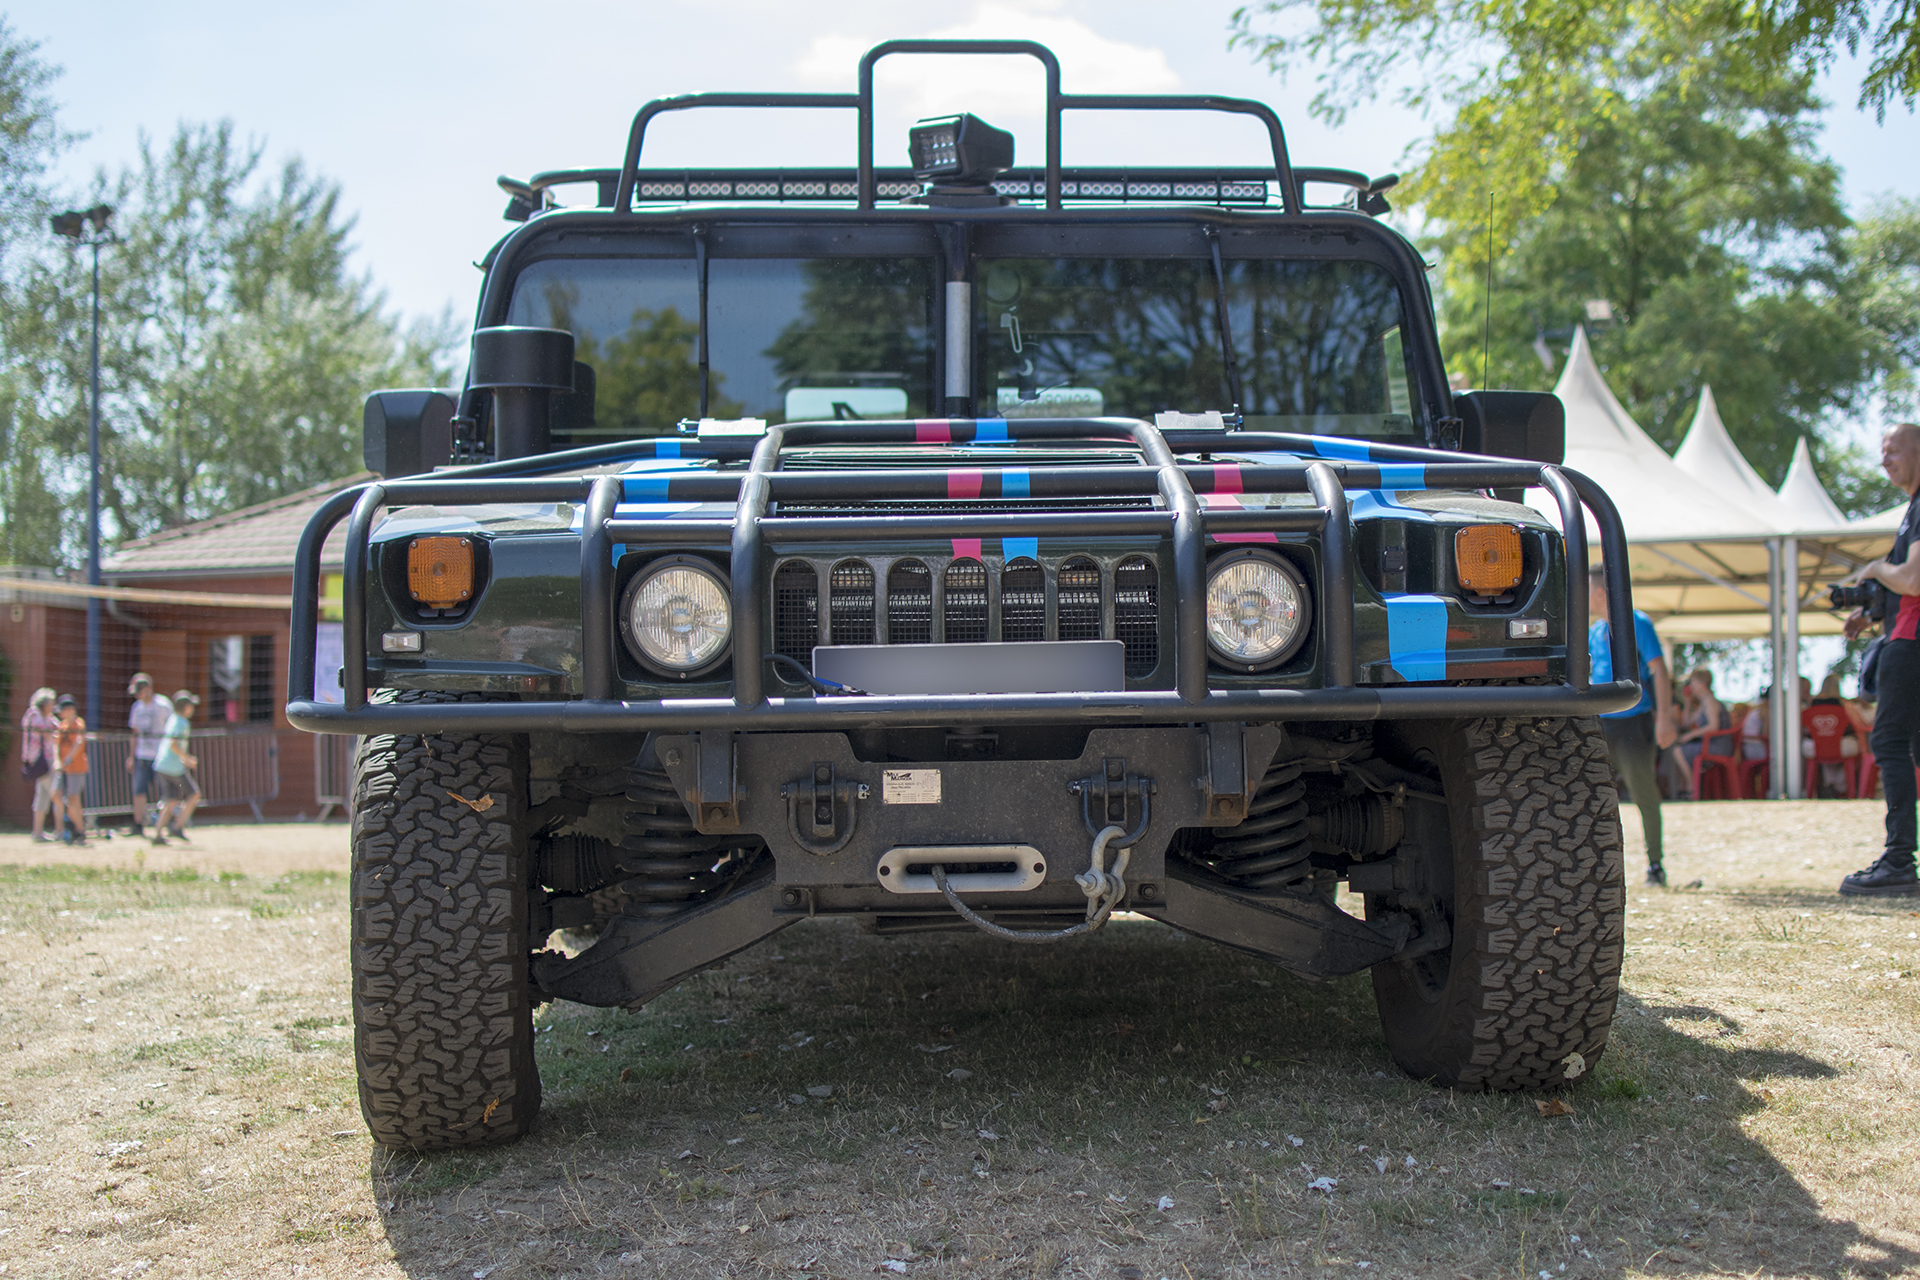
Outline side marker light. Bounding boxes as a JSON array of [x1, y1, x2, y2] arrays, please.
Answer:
[[1455, 525, 1524, 595], [408, 536, 475, 607]]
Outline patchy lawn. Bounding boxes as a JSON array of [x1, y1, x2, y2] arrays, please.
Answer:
[[0, 804, 1915, 1279]]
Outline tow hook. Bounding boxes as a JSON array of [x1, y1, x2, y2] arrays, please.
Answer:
[[1068, 757, 1154, 846], [780, 762, 868, 856]]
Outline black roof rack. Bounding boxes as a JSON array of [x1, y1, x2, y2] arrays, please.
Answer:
[[582, 39, 1308, 216], [515, 165, 1393, 217]]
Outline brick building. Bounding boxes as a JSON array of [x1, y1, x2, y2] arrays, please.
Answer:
[[2, 476, 362, 827]]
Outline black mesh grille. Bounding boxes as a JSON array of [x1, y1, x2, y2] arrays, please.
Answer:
[[886, 559, 933, 644], [771, 554, 1148, 674], [1115, 556, 1159, 677], [828, 560, 875, 645], [944, 558, 989, 642], [773, 561, 819, 663], [1001, 558, 1046, 642], [1057, 557, 1102, 642]]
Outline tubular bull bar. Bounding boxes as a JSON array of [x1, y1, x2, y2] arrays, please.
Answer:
[[285, 418, 1641, 734]]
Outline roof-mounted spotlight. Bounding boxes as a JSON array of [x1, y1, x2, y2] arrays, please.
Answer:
[[907, 113, 1015, 207]]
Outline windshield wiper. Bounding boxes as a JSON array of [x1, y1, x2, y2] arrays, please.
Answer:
[[1205, 227, 1245, 422]]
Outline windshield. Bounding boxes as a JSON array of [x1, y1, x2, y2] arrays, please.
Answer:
[[503, 246, 1417, 446], [507, 256, 936, 443], [978, 257, 1417, 439]]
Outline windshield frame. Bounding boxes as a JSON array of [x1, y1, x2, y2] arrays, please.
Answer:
[[475, 206, 1448, 449]]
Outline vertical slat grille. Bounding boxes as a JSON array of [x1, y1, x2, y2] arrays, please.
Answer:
[[1057, 557, 1102, 641], [773, 560, 819, 663], [944, 558, 989, 642], [886, 559, 933, 643], [1001, 557, 1046, 641], [1115, 555, 1159, 677], [828, 559, 875, 645]]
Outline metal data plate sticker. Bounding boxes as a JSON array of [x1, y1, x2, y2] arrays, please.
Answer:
[[883, 769, 942, 805]]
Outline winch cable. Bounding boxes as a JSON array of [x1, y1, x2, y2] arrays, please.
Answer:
[[930, 824, 1131, 944]]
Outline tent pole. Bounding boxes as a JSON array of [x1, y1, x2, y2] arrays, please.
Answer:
[[1768, 539, 1785, 800], [1783, 536, 1802, 799]]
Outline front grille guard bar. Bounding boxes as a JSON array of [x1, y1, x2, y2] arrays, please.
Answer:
[[287, 418, 1640, 734]]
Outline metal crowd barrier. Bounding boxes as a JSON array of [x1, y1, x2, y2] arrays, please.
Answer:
[[79, 729, 280, 823], [314, 733, 356, 821]]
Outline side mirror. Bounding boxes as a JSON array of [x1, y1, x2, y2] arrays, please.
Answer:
[[363, 390, 456, 478], [1454, 390, 1565, 466], [469, 326, 575, 461]]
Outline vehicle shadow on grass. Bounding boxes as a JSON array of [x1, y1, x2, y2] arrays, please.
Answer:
[[369, 915, 1918, 1279]]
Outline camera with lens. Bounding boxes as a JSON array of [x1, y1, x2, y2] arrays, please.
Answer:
[[1829, 579, 1890, 621]]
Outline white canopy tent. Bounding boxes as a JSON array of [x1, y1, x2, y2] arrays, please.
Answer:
[[1529, 328, 1895, 796], [1777, 437, 1849, 528]]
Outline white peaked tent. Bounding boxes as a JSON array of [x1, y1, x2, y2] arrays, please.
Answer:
[[1673, 386, 1803, 531], [1775, 437, 1849, 529], [1531, 327, 1895, 797], [1534, 329, 1776, 541]]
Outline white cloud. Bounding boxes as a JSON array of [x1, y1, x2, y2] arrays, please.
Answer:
[[795, 2, 1180, 159]]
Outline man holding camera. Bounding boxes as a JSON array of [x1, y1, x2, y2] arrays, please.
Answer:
[[1840, 421, 1920, 897]]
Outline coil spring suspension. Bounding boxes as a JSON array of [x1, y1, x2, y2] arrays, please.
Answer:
[[618, 764, 749, 919], [1191, 760, 1312, 889]]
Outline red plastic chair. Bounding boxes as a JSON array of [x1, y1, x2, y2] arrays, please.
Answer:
[[1690, 726, 1742, 800], [1736, 733, 1771, 799], [1801, 706, 1860, 799]]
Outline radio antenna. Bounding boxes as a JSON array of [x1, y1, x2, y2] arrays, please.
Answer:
[[1483, 188, 1494, 388]]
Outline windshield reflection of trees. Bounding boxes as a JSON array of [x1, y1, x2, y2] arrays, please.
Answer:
[[535, 277, 739, 440], [981, 260, 1229, 417], [979, 257, 1409, 425], [763, 259, 934, 422], [1228, 260, 1407, 421]]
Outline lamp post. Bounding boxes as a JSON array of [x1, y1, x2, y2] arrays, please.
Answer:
[[51, 203, 114, 733]]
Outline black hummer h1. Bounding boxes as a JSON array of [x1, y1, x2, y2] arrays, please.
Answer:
[[288, 40, 1640, 1152]]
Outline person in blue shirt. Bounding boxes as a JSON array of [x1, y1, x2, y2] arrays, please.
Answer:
[[1589, 564, 1678, 885]]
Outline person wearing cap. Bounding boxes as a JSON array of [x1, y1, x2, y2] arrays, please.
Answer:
[[51, 694, 90, 846], [18, 687, 60, 842], [151, 690, 201, 843], [125, 674, 174, 837]]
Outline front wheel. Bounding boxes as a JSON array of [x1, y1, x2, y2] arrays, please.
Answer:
[[1372, 715, 1625, 1090], [350, 691, 540, 1149]]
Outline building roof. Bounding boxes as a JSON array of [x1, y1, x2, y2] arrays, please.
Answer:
[[103, 474, 368, 580]]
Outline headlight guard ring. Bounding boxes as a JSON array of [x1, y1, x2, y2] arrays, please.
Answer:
[[618, 553, 734, 680], [1204, 546, 1313, 674]]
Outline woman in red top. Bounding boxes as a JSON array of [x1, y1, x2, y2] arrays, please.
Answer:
[[52, 695, 90, 847]]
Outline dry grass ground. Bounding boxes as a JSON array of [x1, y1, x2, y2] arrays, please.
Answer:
[[0, 802, 1915, 1280]]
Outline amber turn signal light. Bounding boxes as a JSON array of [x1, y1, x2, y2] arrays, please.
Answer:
[[407, 536, 475, 607], [1455, 524, 1524, 595]]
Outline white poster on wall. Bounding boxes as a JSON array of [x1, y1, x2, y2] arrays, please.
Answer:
[[314, 622, 345, 704]]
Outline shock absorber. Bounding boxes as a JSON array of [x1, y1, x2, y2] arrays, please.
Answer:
[[1188, 760, 1313, 889], [617, 764, 739, 919]]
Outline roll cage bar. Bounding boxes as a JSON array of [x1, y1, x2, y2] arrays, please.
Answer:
[[596, 39, 1307, 215]]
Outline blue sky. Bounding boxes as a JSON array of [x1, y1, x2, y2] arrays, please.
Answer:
[[14, 0, 1917, 329]]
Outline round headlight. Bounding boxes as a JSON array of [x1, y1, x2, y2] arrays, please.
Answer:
[[1205, 549, 1311, 671], [621, 557, 732, 678]]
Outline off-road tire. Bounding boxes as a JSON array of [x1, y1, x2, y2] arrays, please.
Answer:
[[1372, 715, 1625, 1090], [350, 690, 539, 1149]]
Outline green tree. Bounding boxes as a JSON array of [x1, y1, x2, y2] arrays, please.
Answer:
[[6, 121, 455, 567], [1431, 46, 1865, 469], [0, 19, 69, 567]]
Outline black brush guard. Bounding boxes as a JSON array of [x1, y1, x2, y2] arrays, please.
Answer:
[[285, 418, 1640, 734]]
